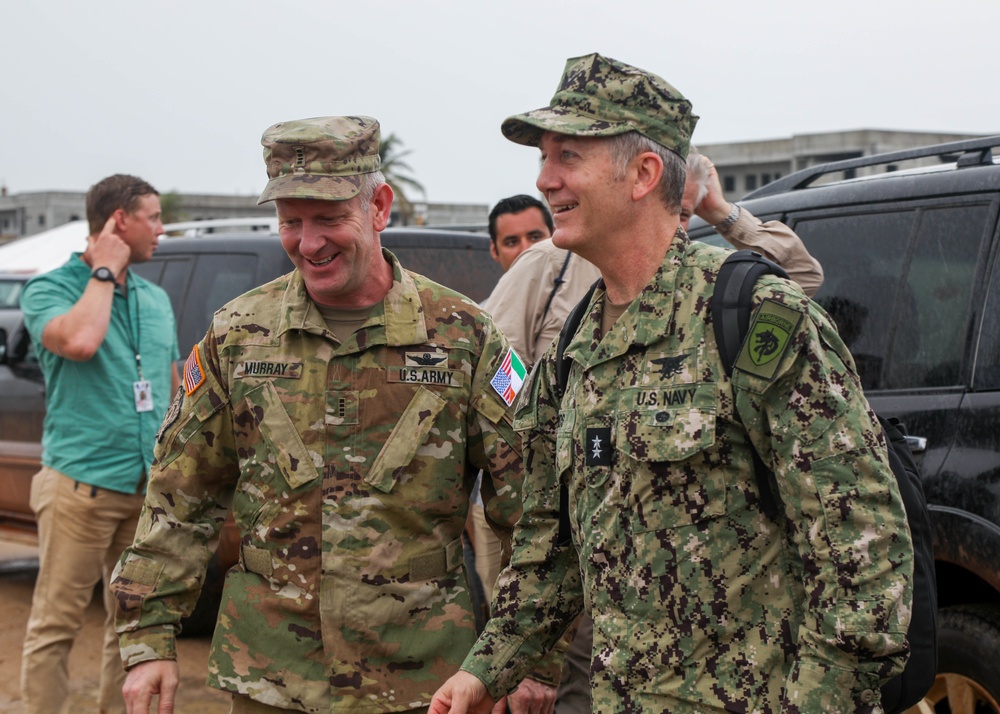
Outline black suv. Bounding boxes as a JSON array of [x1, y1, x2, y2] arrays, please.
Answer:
[[690, 135, 1000, 710]]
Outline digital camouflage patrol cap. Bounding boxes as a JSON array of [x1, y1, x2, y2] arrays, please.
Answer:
[[258, 116, 381, 204], [501, 53, 698, 159]]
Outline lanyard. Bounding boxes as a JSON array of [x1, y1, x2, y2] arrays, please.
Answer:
[[120, 277, 144, 381]]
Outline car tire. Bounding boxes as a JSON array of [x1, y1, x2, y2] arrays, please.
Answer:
[[920, 605, 1000, 712]]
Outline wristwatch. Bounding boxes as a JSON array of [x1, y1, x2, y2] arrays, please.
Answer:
[[90, 267, 116, 283], [714, 204, 741, 231]]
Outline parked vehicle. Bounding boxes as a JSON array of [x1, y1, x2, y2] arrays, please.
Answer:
[[0, 221, 505, 633], [689, 135, 1000, 711], [0, 272, 31, 359]]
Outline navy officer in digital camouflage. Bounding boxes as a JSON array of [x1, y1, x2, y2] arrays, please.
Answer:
[[110, 116, 561, 714], [429, 54, 914, 714]]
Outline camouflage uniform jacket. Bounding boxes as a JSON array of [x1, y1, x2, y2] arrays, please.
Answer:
[[462, 232, 914, 713], [112, 251, 541, 713]]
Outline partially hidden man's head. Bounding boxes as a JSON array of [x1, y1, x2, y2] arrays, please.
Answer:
[[501, 53, 698, 214], [487, 194, 554, 272], [680, 147, 710, 230]]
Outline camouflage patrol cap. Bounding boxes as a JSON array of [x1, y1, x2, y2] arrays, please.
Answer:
[[501, 53, 698, 159], [258, 116, 381, 204]]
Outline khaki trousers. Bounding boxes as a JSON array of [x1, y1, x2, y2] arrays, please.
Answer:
[[469, 502, 503, 601], [20, 467, 144, 714]]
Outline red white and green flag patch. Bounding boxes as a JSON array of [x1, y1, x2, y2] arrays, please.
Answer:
[[490, 348, 526, 406]]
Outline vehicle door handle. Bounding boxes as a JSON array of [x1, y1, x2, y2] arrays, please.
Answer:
[[905, 435, 927, 453]]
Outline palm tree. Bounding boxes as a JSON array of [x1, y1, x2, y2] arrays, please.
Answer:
[[379, 132, 425, 225], [159, 192, 186, 225]]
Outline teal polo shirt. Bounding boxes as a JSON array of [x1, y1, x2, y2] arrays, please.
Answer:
[[21, 254, 180, 493]]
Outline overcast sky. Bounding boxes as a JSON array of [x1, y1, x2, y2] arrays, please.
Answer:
[[3, 1, 998, 209]]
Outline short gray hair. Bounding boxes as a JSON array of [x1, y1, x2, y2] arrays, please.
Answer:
[[357, 170, 387, 212], [607, 132, 686, 213]]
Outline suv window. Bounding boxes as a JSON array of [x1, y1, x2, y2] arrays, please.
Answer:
[[133, 252, 267, 354], [0, 278, 25, 308], [974, 246, 1000, 391], [792, 201, 993, 391], [390, 244, 497, 302]]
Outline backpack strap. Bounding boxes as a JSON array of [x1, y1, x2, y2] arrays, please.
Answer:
[[540, 251, 574, 329], [555, 278, 601, 400], [712, 250, 789, 518], [712, 250, 789, 378], [554, 278, 601, 546]]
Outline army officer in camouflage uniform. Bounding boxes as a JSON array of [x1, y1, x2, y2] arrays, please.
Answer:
[[111, 116, 560, 714], [430, 54, 914, 714]]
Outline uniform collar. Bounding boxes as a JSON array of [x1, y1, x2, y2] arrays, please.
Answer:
[[566, 228, 689, 370], [630, 228, 689, 347], [276, 249, 428, 346]]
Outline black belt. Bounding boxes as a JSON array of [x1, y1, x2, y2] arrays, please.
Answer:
[[73, 481, 99, 497]]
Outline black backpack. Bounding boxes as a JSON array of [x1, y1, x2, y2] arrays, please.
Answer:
[[553, 250, 937, 712]]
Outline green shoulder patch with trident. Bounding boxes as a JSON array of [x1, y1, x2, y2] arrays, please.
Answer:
[[734, 299, 803, 380]]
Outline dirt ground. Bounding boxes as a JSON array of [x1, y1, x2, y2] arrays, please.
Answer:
[[0, 539, 231, 714]]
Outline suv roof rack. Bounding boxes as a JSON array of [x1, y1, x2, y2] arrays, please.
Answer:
[[744, 134, 1000, 200], [164, 217, 278, 237]]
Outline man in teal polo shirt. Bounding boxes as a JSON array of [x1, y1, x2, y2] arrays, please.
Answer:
[[19, 174, 180, 714]]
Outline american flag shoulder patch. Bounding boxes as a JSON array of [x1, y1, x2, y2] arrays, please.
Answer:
[[184, 344, 206, 396], [490, 348, 526, 407]]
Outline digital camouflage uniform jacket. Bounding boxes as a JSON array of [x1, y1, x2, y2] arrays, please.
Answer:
[[461, 232, 914, 713], [111, 251, 546, 713]]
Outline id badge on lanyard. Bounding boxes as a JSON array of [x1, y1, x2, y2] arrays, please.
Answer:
[[125, 282, 153, 413], [134, 379, 153, 412]]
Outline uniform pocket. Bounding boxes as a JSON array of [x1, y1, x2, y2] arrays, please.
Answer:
[[365, 386, 447, 493], [554, 409, 576, 477], [616, 382, 718, 463], [252, 381, 321, 489], [616, 383, 723, 532]]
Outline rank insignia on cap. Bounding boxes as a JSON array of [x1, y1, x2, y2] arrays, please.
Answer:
[[490, 348, 526, 407], [184, 344, 206, 395]]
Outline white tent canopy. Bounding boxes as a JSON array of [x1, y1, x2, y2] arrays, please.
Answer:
[[0, 221, 89, 275], [0, 217, 280, 277]]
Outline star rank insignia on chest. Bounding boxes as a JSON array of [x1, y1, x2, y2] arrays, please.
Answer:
[[585, 427, 612, 466]]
